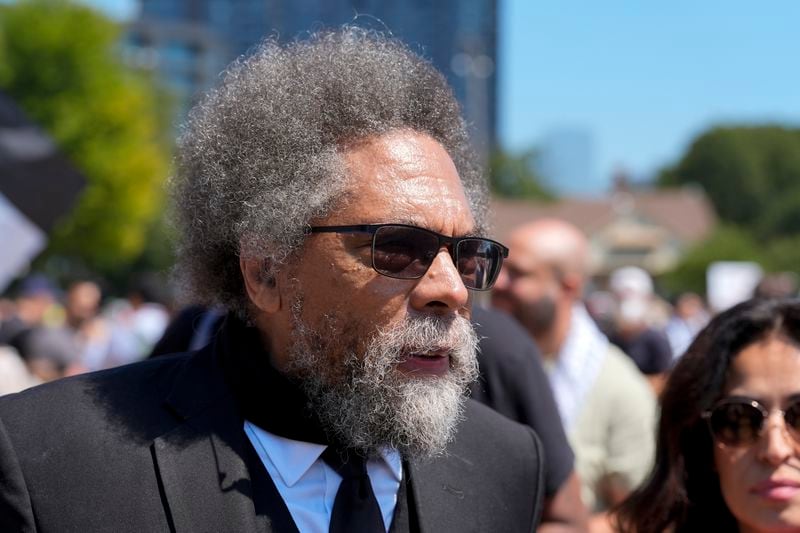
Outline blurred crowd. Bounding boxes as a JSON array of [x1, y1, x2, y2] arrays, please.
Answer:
[[484, 218, 800, 530], [2, 217, 796, 424], [1, 216, 798, 531], [0, 274, 171, 394]]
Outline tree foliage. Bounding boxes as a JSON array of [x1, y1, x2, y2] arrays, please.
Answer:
[[658, 224, 765, 296], [0, 0, 171, 275], [657, 125, 800, 297], [660, 223, 800, 298], [489, 148, 554, 200], [659, 126, 800, 238]]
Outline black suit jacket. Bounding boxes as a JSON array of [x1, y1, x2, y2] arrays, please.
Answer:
[[0, 339, 545, 532]]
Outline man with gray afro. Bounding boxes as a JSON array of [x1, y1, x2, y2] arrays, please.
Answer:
[[0, 27, 545, 532]]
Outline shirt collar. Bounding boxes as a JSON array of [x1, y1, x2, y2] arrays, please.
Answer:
[[379, 447, 404, 483], [245, 421, 402, 486], [556, 304, 604, 381], [246, 421, 326, 487]]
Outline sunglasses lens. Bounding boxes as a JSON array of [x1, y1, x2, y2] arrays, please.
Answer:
[[457, 239, 503, 290], [709, 401, 764, 446], [372, 226, 438, 278], [371, 225, 505, 288], [785, 400, 800, 434]]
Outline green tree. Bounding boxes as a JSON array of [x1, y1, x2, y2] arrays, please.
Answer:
[[489, 148, 554, 200], [658, 224, 766, 296], [0, 0, 171, 276], [658, 126, 800, 238], [762, 234, 800, 275]]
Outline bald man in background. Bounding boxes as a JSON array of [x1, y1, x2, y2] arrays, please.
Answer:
[[492, 218, 656, 531]]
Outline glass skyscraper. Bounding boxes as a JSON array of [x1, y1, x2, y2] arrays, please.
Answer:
[[126, 0, 497, 158]]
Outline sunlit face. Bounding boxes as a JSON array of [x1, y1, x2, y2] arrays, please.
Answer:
[[269, 130, 480, 457], [66, 282, 101, 325], [491, 238, 560, 338], [284, 130, 475, 370], [714, 335, 800, 533]]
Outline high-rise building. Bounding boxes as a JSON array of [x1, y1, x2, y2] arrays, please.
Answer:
[[124, 0, 497, 159], [535, 127, 599, 196]]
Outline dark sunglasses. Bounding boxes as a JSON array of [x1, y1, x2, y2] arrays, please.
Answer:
[[307, 223, 509, 291], [701, 397, 800, 447]]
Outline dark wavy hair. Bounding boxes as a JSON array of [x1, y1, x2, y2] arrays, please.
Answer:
[[614, 297, 800, 533], [171, 26, 486, 317]]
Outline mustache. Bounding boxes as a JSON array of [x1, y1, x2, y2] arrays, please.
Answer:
[[372, 314, 476, 355], [286, 303, 478, 458]]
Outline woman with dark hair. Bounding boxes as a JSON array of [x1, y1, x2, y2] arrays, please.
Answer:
[[615, 298, 800, 532]]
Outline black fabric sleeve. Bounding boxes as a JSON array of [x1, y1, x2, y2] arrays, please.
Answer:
[[0, 416, 35, 532], [470, 306, 575, 498], [525, 425, 546, 532], [611, 328, 673, 375]]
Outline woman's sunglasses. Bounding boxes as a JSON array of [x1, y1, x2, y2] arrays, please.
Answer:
[[307, 223, 509, 291], [702, 397, 800, 447]]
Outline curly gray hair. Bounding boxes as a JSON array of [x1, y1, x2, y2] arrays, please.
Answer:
[[172, 26, 488, 315]]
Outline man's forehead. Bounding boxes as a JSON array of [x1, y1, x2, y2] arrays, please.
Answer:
[[506, 248, 544, 273], [505, 234, 562, 275], [336, 131, 476, 234], [510, 222, 585, 264], [342, 131, 455, 180]]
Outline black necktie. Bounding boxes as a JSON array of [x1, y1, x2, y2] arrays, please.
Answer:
[[322, 447, 386, 533]]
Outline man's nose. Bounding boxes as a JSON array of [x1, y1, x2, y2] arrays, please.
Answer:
[[409, 249, 469, 314]]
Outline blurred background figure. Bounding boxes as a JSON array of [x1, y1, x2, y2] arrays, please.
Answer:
[[607, 266, 672, 395], [0, 274, 59, 346], [663, 291, 709, 361], [492, 217, 656, 530], [584, 290, 617, 337], [63, 280, 111, 372], [0, 344, 40, 395], [608, 266, 670, 328], [102, 276, 170, 370], [0, 298, 16, 325], [12, 326, 78, 383], [753, 271, 798, 299]]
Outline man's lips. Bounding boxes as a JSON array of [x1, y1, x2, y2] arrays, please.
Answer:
[[397, 349, 451, 376], [750, 479, 800, 501]]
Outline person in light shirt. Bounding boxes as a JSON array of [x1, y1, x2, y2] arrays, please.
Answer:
[[492, 218, 656, 531]]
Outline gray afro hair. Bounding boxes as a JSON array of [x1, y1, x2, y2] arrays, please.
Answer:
[[172, 26, 489, 315]]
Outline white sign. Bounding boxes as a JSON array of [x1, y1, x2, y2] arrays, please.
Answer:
[[707, 261, 763, 313], [0, 192, 46, 293]]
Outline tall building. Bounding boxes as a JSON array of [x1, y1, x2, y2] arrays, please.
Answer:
[[125, 0, 498, 159], [534, 127, 599, 196]]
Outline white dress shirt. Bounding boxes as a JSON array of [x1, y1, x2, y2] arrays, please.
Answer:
[[545, 304, 609, 432], [244, 420, 403, 533]]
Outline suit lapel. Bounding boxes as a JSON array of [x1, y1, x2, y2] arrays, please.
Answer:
[[153, 406, 262, 532], [407, 451, 476, 533], [151, 344, 265, 533], [407, 420, 522, 533]]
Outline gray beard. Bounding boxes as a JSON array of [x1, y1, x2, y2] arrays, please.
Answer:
[[285, 300, 479, 460]]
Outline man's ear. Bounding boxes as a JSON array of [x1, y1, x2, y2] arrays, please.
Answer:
[[560, 271, 584, 299], [240, 257, 281, 314]]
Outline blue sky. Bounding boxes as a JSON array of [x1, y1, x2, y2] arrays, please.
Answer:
[[500, 1, 800, 187], [82, 0, 800, 189]]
